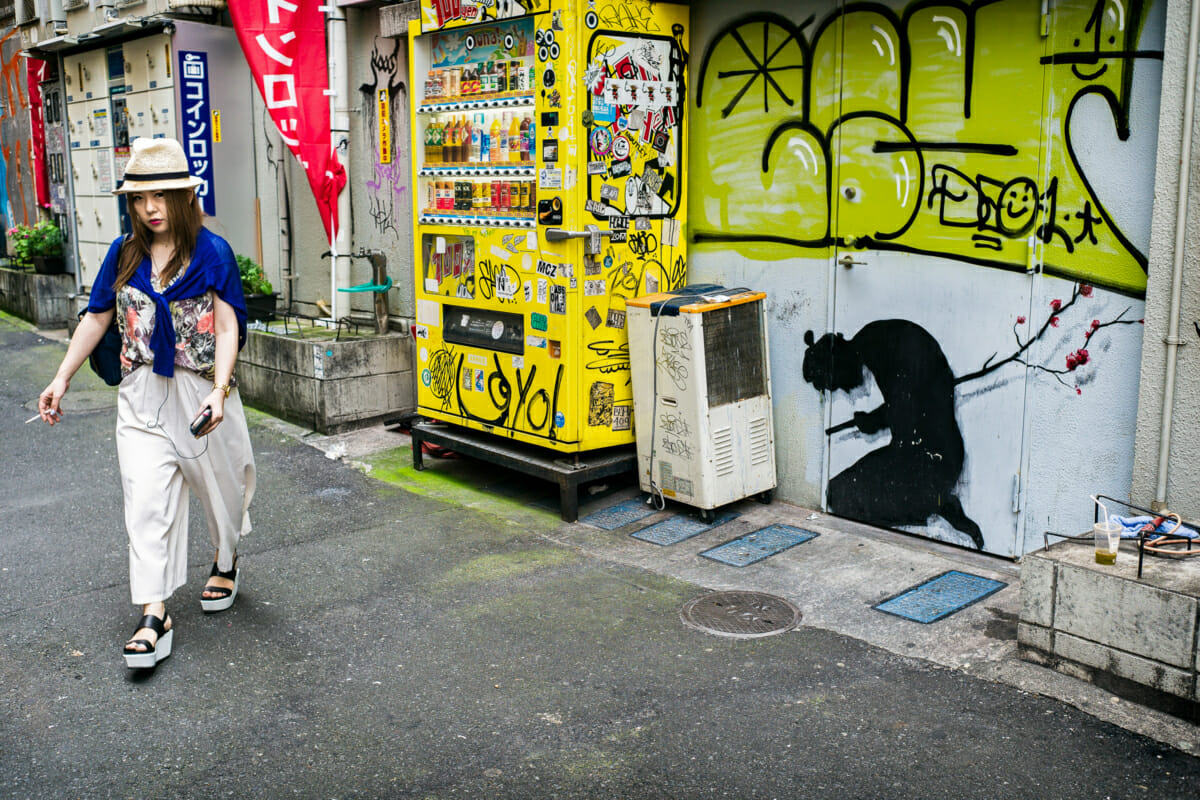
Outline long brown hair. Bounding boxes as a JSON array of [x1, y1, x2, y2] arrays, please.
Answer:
[[113, 189, 204, 288]]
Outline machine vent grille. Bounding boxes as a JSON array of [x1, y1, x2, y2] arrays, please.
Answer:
[[62, 0, 87, 11], [702, 300, 766, 408], [713, 426, 734, 477], [749, 417, 771, 465]]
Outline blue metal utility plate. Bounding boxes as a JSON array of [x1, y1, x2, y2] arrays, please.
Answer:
[[700, 525, 818, 567], [631, 512, 739, 546], [580, 497, 658, 530], [873, 570, 1007, 624]]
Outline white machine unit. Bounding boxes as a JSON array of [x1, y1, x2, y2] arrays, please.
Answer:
[[627, 286, 776, 518]]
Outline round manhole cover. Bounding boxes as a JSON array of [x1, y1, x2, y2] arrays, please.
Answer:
[[23, 390, 116, 414], [680, 591, 802, 639]]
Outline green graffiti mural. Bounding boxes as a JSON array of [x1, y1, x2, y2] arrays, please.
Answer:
[[692, 0, 1163, 293]]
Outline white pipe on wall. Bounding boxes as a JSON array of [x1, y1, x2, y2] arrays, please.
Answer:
[[1154, 0, 1200, 509], [326, 3, 351, 321]]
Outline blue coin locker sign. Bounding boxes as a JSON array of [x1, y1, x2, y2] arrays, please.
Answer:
[[178, 50, 217, 216]]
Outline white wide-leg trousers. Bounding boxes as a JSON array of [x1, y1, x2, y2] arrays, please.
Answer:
[[116, 367, 256, 605]]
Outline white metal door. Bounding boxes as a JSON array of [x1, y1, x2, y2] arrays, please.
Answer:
[[817, 6, 1038, 555]]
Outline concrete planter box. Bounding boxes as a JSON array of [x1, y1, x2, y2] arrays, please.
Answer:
[[237, 329, 415, 434], [0, 266, 75, 328], [1018, 541, 1200, 721]]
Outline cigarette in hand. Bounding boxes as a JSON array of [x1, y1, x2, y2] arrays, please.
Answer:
[[26, 410, 60, 423]]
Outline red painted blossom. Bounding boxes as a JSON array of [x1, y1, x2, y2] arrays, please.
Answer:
[[1080, 284, 1093, 297], [1050, 316, 1060, 327], [1091, 319, 1101, 329], [1076, 387, 1082, 395], [1050, 299, 1062, 311], [1017, 316, 1026, 324]]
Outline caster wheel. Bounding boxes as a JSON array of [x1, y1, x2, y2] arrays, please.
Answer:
[[756, 490, 773, 505], [699, 508, 714, 523]]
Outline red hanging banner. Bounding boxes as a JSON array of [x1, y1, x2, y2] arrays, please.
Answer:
[[26, 58, 49, 210], [227, 0, 346, 240]]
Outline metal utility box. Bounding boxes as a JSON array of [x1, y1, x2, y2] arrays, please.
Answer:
[[627, 287, 777, 515]]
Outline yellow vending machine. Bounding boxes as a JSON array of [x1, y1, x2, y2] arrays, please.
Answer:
[[410, 0, 689, 454]]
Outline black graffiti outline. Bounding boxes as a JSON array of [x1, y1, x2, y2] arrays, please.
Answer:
[[693, 1, 1162, 289], [428, 345, 459, 410], [358, 36, 408, 238], [453, 352, 566, 441], [475, 258, 521, 304]]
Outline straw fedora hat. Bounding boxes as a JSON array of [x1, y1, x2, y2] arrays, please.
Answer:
[[113, 137, 204, 194]]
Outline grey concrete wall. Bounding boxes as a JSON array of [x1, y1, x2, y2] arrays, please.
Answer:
[[1133, 0, 1200, 519], [279, 8, 416, 326], [347, 10, 415, 321], [237, 329, 415, 433], [0, 267, 74, 327], [1018, 545, 1200, 712]]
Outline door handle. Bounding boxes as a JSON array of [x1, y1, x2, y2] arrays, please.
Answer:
[[544, 225, 612, 241], [839, 253, 866, 268], [545, 224, 611, 254]]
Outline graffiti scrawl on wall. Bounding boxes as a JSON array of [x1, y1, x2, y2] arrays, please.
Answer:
[[0, 30, 38, 229], [360, 37, 408, 239], [693, 0, 1162, 293]]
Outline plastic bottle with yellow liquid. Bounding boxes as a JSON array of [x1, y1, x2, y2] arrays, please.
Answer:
[[508, 112, 521, 162]]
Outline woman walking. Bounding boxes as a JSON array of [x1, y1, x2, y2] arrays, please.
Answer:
[[38, 137, 255, 668]]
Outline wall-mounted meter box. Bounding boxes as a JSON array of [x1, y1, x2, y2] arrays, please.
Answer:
[[410, 0, 691, 453], [62, 20, 254, 288]]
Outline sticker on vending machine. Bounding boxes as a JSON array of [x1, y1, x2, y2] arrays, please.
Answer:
[[549, 285, 566, 314], [584, 306, 602, 330], [588, 382, 614, 427]]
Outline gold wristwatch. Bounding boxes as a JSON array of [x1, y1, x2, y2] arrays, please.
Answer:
[[214, 382, 232, 398]]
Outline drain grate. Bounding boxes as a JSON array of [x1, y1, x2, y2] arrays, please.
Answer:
[[700, 525, 818, 567], [680, 591, 802, 639], [579, 497, 657, 530], [873, 570, 1008, 624], [631, 512, 738, 546]]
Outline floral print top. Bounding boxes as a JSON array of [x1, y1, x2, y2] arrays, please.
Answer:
[[116, 268, 219, 380]]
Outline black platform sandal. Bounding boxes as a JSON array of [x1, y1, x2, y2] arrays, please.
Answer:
[[201, 557, 239, 613], [123, 612, 172, 669]]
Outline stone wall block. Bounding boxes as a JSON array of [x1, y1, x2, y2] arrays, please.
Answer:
[[1020, 554, 1056, 627], [1056, 564, 1197, 668], [1056, 632, 1195, 699]]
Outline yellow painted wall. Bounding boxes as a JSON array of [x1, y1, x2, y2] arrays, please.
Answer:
[[692, 0, 1161, 294]]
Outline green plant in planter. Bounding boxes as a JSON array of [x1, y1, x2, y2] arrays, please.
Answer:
[[8, 220, 63, 268], [237, 255, 273, 296]]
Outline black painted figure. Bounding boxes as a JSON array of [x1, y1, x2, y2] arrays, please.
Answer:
[[802, 321, 984, 549]]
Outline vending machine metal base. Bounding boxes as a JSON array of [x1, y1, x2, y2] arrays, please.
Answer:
[[410, 419, 637, 521]]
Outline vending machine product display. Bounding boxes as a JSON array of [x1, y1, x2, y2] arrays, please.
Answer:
[[410, 0, 690, 453]]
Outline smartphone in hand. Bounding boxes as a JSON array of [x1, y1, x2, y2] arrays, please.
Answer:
[[190, 406, 213, 437]]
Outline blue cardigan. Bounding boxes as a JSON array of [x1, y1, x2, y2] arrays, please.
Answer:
[[88, 228, 247, 378]]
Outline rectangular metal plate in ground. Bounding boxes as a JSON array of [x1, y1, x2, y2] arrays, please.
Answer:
[[873, 570, 1007, 624], [580, 497, 658, 530], [631, 512, 739, 546], [700, 525, 818, 567]]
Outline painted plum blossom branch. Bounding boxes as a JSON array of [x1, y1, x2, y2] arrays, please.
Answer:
[[955, 283, 1143, 394]]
